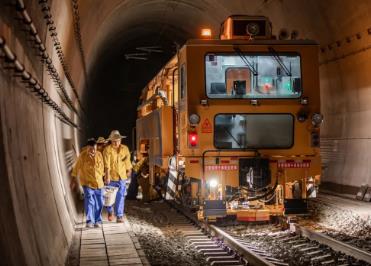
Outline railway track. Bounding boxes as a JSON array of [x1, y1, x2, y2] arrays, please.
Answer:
[[165, 202, 275, 266], [293, 224, 371, 265], [165, 201, 371, 266], [308, 193, 371, 255]]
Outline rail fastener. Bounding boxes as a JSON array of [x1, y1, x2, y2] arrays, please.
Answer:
[[208, 225, 275, 266], [293, 223, 371, 264], [167, 200, 275, 266]]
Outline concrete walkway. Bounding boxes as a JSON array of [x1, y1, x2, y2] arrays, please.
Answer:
[[79, 216, 149, 266]]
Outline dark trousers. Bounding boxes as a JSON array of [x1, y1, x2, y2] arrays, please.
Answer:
[[126, 172, 139, 199]]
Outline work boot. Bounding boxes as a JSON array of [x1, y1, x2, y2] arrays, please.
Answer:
[[108, 213, 114, 222], [116, 217, 124, 223]]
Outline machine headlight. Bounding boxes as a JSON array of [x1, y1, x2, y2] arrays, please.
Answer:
[[189, 113, 200, 125], [209, 179, 218, 188], [311, 113, 323, 127]]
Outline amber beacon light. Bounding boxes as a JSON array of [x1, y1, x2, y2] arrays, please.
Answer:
[[201, 28, 212, 38]]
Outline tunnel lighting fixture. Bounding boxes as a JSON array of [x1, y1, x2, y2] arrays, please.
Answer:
[[311, 113, 324, 127], [124, 53, 148, 60], [201, 28, 212, 38], [189, 113, 200, 125], [209, 179, 218, 188], [300, 97, 308, 105]]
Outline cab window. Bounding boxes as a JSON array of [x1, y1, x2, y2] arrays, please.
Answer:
[[214, 113, 294, 149], [205, 53, 302, 99]]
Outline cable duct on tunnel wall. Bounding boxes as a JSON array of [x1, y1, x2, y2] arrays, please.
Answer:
[[319, 26, 371, 65], [36, 0, 86, 116], [70, 0, 88, 85], [11, 0, 81, 119], [0, 36, 79, 129]]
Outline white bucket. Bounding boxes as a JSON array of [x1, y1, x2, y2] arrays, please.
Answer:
[[103, 186, 119, 207]]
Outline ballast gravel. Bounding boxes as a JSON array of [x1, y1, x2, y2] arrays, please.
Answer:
[[126, 201, 208, 266]]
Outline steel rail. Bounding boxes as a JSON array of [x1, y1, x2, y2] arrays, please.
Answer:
[[208, 225, 275, 266], [293, 224, 371, 264], [167, 200, 274, 266]]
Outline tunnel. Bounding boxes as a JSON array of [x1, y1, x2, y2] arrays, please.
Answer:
[[1, 0, 371, 265]]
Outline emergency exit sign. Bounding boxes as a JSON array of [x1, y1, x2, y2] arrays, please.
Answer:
[[278, 160, 311, 168]]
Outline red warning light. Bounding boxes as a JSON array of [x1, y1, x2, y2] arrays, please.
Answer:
[[189, 131, 198, 147]]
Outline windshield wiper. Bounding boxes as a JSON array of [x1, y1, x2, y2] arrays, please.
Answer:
[[233, 46, 258, 76], [268, 47, 291, 76], [222, 126, 242, 148]]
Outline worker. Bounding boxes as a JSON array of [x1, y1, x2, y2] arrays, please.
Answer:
[[96, 136, 108, 153], [137, 158, 150, 203], [71, 139, 105, 228], [126, 151, 140, 200], [103, 130, 132, 223], [135, 145, 151, 202], [130, 156, 149, 201]]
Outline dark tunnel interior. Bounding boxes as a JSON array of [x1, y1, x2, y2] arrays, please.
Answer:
[[84, 26, 190, 148], [81, 21, 198, 149]]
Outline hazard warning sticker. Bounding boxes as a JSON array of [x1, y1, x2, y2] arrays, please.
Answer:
[[201, 118, 212, 133]]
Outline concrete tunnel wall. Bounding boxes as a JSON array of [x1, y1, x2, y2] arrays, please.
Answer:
[[1, 0, 371, 265], [0, 0, 81, 265]]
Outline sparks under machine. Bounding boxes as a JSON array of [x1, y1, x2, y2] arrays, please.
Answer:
[[135, 15, 322, 222]]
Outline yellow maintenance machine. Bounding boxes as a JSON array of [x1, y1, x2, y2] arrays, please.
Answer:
[[136, 15, 322, 222]]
